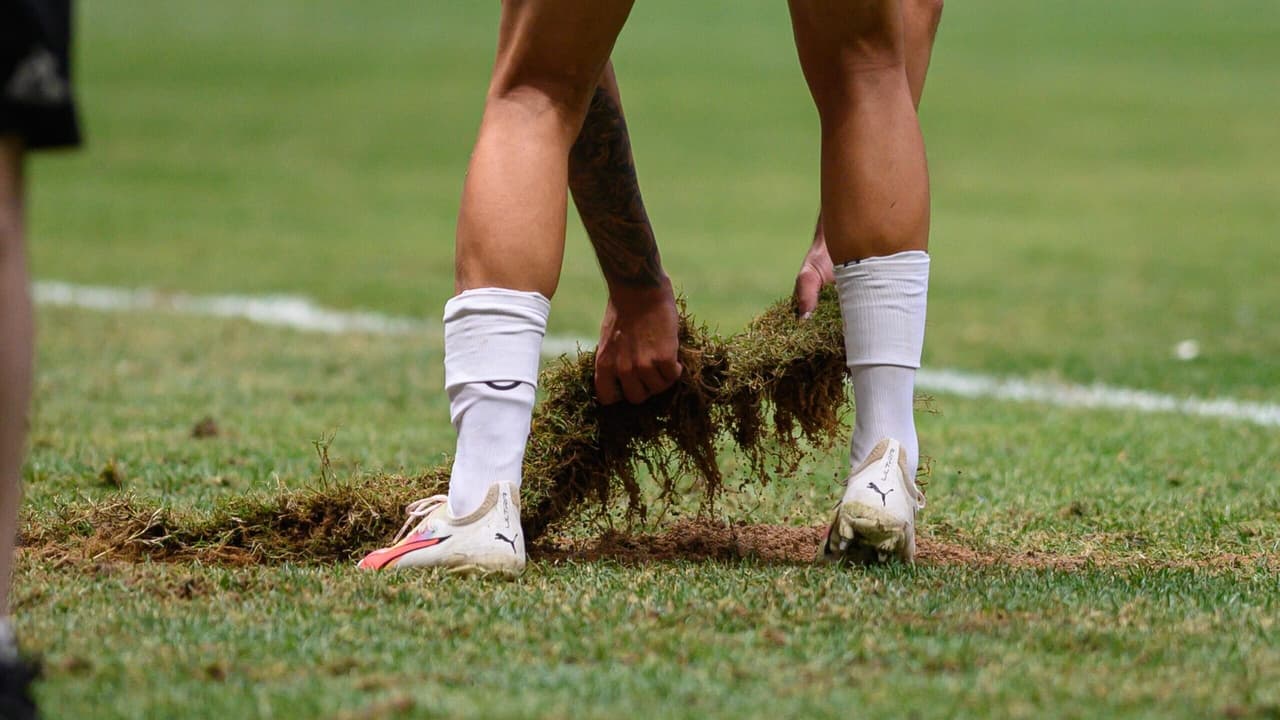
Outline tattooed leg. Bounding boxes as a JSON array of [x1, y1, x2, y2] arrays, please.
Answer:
[[569, 62, 681, 404]]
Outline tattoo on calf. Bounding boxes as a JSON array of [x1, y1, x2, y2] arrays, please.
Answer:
[[569, 86, 663, 289]]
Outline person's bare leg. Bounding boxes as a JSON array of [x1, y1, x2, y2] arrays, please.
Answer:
[[903, 0, 943, 109], [0, 136, 31, 635], [792, 1, 932, 563], [360, 1, 636, 573], [455, 1, 636, 297], [790, 0, 929, 264], [446, 0, 634, 518], [794, 0, 943, 315]]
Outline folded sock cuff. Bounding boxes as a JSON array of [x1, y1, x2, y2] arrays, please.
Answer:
[[444, 288, 550, 390], [834, 250, 930, 369]]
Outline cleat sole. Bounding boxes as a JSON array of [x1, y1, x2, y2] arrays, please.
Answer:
[[829, 502, 916, 565], [445, 562, 523, 580]]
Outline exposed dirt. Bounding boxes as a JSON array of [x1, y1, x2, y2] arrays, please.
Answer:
[[535, 520, 1278, 572], [536, 521, 827, 565]]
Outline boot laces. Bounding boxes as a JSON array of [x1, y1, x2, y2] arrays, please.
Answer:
[[392, 495, 448, 545]]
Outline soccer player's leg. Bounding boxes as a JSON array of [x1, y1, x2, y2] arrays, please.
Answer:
[[359, 0, 636, 576], [0, 133, 40, 720], [903, 0, 945, 110], [789, 0, 931, 563], [793, 0, 944, 317], [3, 0, 82, 714]]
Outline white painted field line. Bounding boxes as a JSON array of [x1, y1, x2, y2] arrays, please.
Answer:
[[33, 280, 593, 354], [34, 281, 425, 335], [915, 369, 1280, 428], [33, 280, 1280, 428]]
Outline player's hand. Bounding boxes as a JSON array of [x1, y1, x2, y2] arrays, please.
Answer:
[[595, 277, 683, 405], [794, 231, 835, 320]]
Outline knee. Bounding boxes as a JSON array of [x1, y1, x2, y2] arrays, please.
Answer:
[[488, 65, 601, 131], [794, 11, 909, 113], [804, 46, 907, 119]]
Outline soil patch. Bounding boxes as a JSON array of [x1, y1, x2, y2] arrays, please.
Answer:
[[536, 521, 827, 565], [537, 521, 1278, 572]]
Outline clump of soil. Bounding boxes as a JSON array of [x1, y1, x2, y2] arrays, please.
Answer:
[[28, 290, 853, 564], [191, 416, 220, 439]]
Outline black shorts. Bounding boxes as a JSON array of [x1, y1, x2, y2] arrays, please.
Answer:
[[0, 0, 81, 149]]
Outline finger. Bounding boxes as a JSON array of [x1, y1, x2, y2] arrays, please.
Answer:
[[595, 360, 622, 405], [619, 371, 649, 405], [656, 357, 683, 385], [637, 364, 671, 397], [794, 267, 822, 319]]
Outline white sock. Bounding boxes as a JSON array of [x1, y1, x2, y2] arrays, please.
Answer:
[[834, 250, 930, 477], [443, 288, 550, 518], [0, 616, 16, 662]]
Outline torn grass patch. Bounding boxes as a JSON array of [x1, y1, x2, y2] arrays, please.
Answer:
[[28, 290, 856, 564]]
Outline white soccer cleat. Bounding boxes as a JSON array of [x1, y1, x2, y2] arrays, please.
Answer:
[[820, 438, 925, 564], [358, 482, 526, 577]]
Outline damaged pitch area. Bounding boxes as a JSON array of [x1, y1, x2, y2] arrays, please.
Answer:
[[25, 290, 856, 565]]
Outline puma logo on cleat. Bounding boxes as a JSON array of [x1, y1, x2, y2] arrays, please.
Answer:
[[867, 481, 894, 506], [495, 532, 519, 554]]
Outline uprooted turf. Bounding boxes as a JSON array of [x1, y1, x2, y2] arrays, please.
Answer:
[[25, 289, 852, 564]]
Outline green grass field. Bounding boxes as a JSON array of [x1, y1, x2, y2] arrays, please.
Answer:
[[14, 1, 1280, 718]]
